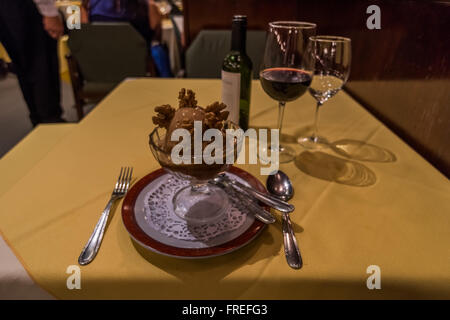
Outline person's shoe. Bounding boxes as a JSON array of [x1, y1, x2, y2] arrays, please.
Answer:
[[0, 59, 8, 79]]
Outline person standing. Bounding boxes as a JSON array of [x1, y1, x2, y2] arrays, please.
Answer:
[[0, 0, 65, 125]]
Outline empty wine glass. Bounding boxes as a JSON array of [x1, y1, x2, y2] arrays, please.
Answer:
[[298, 36, 351, 149], [260, 21, 316, 163]]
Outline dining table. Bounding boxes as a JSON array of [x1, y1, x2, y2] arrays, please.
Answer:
[[0, 78, 449, 299]]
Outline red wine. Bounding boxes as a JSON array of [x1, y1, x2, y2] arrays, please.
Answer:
[[260, 67, 312, 102]]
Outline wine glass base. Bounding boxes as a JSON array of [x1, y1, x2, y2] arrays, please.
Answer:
[[259, 144, 296, 164], [297, 135, 329, 150], [279, 145, 296, 163], [173, 184, 230, 225]]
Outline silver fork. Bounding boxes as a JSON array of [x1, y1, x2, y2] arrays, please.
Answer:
[[78, 167, 133, 266]]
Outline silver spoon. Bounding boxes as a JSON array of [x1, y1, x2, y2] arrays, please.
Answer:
[[266, 170, 302, 269]]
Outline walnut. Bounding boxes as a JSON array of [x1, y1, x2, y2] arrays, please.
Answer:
[[178, 88, 197, 108], [204, 102, 229, 129], [205, 111, 229, 129], [205, 101, 227, 113], [153, 90, 230, 132], [152, 104, 175, 128], [204, 112, 216, 128], [155, 104, 175, 117], [218, 110, 230, 121]]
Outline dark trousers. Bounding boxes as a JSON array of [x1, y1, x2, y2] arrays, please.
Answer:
[[0, 0, 63, 125]]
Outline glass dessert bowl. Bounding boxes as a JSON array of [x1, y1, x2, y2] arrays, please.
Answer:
[[149, 89, 240, 225]]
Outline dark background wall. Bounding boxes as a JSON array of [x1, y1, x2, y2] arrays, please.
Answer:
[[183, 0, 450, 176]]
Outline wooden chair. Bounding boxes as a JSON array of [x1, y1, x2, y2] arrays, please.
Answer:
[[66, 23, 156, 120]]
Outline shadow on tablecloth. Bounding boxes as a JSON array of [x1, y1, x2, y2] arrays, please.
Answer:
[[294, 151, 377, 187]]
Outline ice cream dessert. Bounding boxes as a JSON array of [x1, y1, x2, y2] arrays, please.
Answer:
[[151, 89, 236, 181]]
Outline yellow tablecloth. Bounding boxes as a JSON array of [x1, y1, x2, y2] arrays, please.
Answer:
[[0, 124, 76, 300], [0, 79, 449, 299], [0, 124, 76, 198], [0, 43, 11, 63]]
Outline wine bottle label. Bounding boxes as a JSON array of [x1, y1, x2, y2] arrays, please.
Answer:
[[221, 70, 241, 124]]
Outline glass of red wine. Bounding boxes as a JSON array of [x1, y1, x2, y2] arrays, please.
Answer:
[[260, 21, 316, 163], [297, 36, 352, 149]]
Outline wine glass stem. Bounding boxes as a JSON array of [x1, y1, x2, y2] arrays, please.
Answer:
[[277, 101, 286, 143], [312, 101, 322, 141]]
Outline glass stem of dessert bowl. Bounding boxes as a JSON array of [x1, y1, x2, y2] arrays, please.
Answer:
[[172, 179, 231, 225]]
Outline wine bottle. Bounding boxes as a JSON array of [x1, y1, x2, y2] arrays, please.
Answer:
[[222, 15, 253, 131]]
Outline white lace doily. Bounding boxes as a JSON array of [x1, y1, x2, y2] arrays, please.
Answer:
[[143, 175, 249, 241]]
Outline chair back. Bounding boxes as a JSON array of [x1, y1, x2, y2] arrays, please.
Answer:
[[67, 23, 148, 83], [185, 29, 266, 79]]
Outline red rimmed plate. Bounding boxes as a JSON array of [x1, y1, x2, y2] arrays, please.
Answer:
[[121, 166, 267, 258]]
